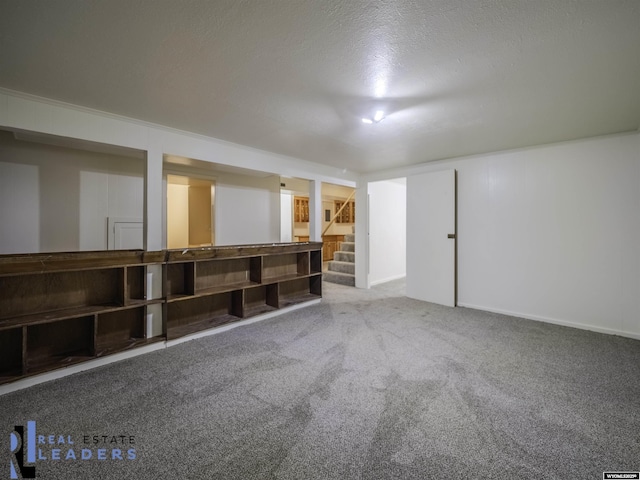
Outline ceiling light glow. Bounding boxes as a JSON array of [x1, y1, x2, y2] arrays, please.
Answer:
[[362, 111, 385, 125]]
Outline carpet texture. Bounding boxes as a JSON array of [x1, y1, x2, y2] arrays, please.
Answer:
[[1, 280, 639, 479]]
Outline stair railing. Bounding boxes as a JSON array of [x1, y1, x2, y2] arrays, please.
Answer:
[[322, 189, 356, 237]]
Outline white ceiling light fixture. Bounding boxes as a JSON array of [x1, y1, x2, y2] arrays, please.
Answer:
[[362, 110, 385, 124]]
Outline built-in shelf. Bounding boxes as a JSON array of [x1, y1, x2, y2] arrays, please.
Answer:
[[0, 243, 323, 385], [165, 243, 322, 341], [0, 250, 164, 385]]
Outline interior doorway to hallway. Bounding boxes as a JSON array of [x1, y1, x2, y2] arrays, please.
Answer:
[[166, 174, 215, 249]]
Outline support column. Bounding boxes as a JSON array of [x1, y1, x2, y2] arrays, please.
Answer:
[[144, 146, 164, 337], [309, 179, 322, 242], [144, 146, 163, 251], [354, 180, 369, 289]]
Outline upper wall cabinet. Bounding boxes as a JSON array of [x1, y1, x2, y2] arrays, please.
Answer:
[[335, 200, 355, 224], [294, 196, 310, 222]]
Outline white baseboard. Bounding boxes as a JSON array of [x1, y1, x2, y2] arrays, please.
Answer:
[[0, 299, 321, 397], [457, 302, 640, 341], [370, 274, 406, 287]]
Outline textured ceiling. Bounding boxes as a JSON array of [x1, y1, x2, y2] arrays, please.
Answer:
[[1, 0, 639, 173]]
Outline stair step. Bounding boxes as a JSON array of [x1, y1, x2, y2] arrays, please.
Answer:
[[340, 241, 355, 252], [333, 251, 354, 263], [344, 233, 355, 243], [328, 260, 355, 275], [323, 271, 355, 286]]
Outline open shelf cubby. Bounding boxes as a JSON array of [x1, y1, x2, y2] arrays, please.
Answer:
[[279, 275, 322, 309], [96, 306, 149, 357], [26, 316, 95, 375], [166, 291, 242, 340], [0, 269, 123, 321], [195, 257, 261, 295], [243, 284, 279, 317], [0, 327, 23, 382], [125, 265, 147, 304], [166, 262, 195, 298], [310, 249, 323, 274], [262, 251, 309, 282]]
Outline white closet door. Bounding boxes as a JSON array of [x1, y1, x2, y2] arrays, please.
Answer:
[[406, 169, 456, 307]]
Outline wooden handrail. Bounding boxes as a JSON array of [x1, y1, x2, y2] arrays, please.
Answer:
[[322, 189, 355, 236]]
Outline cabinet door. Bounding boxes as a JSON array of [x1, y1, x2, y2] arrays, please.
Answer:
[[294, 197, 309, 222]]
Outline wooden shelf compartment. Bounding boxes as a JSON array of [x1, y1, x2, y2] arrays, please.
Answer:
[[278, 276, 322, 309], [165, 262, 195, 298], [0, 327, 23, 382], [243, 284, 279, 317], [166, 291, 243, 340], [195, 257, 261, 293], [25, 316, 95, 375], [310, 249, 323, 274], [309, 273, 322, 296], [262, 252, 310, 282], [0, 269, 127, 322], [96, 306, 148, 357], [124, 265, 147, 304]]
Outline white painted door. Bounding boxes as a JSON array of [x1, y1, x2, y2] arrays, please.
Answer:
[[406, 169, 456, 307]]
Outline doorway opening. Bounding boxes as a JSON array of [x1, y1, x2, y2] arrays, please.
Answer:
[[166, 174, 215, 249]]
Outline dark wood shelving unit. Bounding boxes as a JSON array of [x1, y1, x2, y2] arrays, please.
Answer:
[[0, 250, 165, 385], [165, 242, 322, 341], [0, 243, 323, 385]]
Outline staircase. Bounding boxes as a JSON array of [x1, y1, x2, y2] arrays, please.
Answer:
[[324, 233, 355, 286]]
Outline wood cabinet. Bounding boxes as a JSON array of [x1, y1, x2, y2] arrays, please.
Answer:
[[0, 243, 323, 385], [294, 196, 309, 222], [335, 200, 355, 223], [0, 250, 165, 385], [322, 235, 344, 261]]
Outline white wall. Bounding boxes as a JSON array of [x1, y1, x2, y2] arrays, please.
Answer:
[[368, 179, 407, 286], [280, 192, 293, 242], [214, 173, 281, 245], [457, 133, 640, 338], [364, 132, 640, 339], [0, 88, 356, 254], [0, 130, 144, 254]]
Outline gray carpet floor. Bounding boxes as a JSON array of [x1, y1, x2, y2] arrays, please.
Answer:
[[2, 279, 639, 479]]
